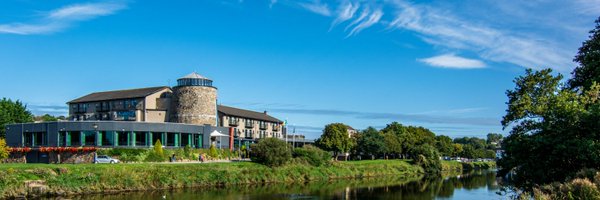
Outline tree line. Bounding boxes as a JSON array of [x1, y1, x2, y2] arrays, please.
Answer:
[[315, 122, 501, 161]]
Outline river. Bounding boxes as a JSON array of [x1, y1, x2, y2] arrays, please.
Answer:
[[50, 170, 503, 200]]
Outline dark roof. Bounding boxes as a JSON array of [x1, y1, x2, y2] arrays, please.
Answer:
[[218, 105, 282, 123], [68, 86, 170, 103]]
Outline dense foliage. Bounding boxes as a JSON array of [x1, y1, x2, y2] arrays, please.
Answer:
[[499, 68, 600, 189], [411, 144, 442, 175], [0, 139, 8, 159], [569, 17, 600, 91], [292, 145, 331, 166], [499, 19, 600, 190], [0, 98, 33, 138], [315, 123, 354, 159], [250, 137, 292, 167]]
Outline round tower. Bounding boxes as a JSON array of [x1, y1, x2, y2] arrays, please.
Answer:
[[170, 72, 217, 126]]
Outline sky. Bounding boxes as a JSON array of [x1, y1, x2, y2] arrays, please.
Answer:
[[0, 0, 599, 139]]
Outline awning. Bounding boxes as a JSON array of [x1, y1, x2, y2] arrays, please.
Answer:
[[210, 130, 229, 137]]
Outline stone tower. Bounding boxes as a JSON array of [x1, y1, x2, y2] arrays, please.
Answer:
[[170, 72, 218, 126]]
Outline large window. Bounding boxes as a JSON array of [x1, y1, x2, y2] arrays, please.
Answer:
[[117, 132, 129, 146], [181, 133, 191, 147], [166, 133, 177, 147], [151, 132, 163, 145], [83, 131, 96, 146], [101, 131, 114, 146], [70, 131, 81, 146], [135, 132, 146, 146]]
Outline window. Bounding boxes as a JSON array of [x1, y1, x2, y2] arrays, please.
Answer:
[[83, 131, 95, 146]]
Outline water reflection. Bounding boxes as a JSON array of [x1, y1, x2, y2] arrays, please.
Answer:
[[55, 170, 501, 200]]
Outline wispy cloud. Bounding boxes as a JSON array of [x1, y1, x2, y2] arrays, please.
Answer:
[[28, 104, 69, 116], [299, 1, 331, 16], [419, 54, 486, 69], [0, 2, 126, 35], [330, 1, 359, 30], [279, 0, 598, 72], [347, 8, 382, 37], [268, 107, 499, 127]]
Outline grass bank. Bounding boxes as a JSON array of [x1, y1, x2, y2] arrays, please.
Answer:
[[0, 160, 422, 198], [441, 161, 496, 172]]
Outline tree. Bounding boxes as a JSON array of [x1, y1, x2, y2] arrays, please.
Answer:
[[250, 137, 292, 167], [315, 123, 354, 160], [452, 143, 463, 157], [0, 138, 9, 159], [498, 68, 600, 190], [356, 127, 385, 159], [411, 144, 442, 175], [383, 131, 402, 158], [0, 98, 33, 138], [34, 114, 58, 122], [569, 16, 600, 91], [435, 135, 454, 157], [486, 133, 503, 144]]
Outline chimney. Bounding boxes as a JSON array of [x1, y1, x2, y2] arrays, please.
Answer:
[[264, 111, 268, 115]]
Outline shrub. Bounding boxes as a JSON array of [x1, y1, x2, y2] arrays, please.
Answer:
[[292, 145, 331, 166], [250, 138, 292, 167], [183, 145, 193, 160], [411, 144, 442, 175], [0, 139, 9, 159], [145, 140, 166, 162], [208, 144, 218, 159]]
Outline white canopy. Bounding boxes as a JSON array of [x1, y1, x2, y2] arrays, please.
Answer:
[[210, 130, 229, 137]]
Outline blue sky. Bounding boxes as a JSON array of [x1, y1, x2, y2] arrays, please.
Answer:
[[1, 0, 598, 139]]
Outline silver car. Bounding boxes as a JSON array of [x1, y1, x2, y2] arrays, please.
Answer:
[[94, 155, 120, 164]]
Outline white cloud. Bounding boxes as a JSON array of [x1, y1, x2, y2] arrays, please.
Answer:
[[330, 1, 359, 29], [419, 54, 486, 69], [299, 1, 331, 16], [0, 2, 126, 35], [347, 8, 382, 37]]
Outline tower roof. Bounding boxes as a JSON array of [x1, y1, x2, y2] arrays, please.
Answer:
[[180, 72, 209, 80]]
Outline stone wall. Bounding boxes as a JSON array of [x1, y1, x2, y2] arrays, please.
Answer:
[[170, 86, 217, 126], [48, 152, 94, 164], [1, 152, 26, 163]]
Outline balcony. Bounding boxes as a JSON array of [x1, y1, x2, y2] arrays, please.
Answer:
[[245, 122, 254, 128], [229, 120, 239, 126], [259, 123, 268, 130], [273, 125, 280, 131]]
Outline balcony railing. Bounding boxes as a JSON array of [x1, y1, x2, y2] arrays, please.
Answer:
[[245, 122, 254, 128], [273, 125, 280, 131], [229, 120, 239, 126], [259, 124, 268, 130]]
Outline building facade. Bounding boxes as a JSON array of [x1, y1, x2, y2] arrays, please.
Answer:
[[6, 72, 285, 151]]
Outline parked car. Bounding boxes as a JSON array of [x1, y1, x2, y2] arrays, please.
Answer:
[[95, 155, 120, 164]]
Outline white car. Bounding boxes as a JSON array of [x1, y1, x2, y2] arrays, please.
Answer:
[[94, 155, 120, 164]]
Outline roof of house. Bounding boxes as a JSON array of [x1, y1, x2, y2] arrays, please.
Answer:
[[218, 105, 282, 123], [68, 86, 170, 103], [180, 72, 209, 80]]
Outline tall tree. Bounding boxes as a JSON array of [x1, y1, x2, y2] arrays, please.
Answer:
[[0, 98, 33, 138], [315, 123, 354, 160], [498, 68, 600, 189], [383, 131, 402, 158], [569, 17, 600, 91], [486, 133, 503, 144], [435, 135, 454, 157], [356, 127, 385, 159]]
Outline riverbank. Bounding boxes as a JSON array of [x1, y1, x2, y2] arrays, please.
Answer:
[[442, 161, 496, 172], [0, 160, 423, 198]]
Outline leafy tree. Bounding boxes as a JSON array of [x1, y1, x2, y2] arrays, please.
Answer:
[[383, 130, 402, 158], [34, 114, 58, 122], [486, 133, 503, 144], [498, 68, 600, 189], [460, 144, 480, 159], [569, 16, 600, 91], [0, 98, 33, 138], [250, 137, 292, 167], [411, 144, 442, 175], [356, 127, 385, 159], [315, 123, 354, 160], [435, 135, 454, 156], [0, 138, 9, 159], [452, 143, 463, 157]]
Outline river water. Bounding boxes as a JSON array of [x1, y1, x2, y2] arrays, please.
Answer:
[[63, 170, 503, 200]]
